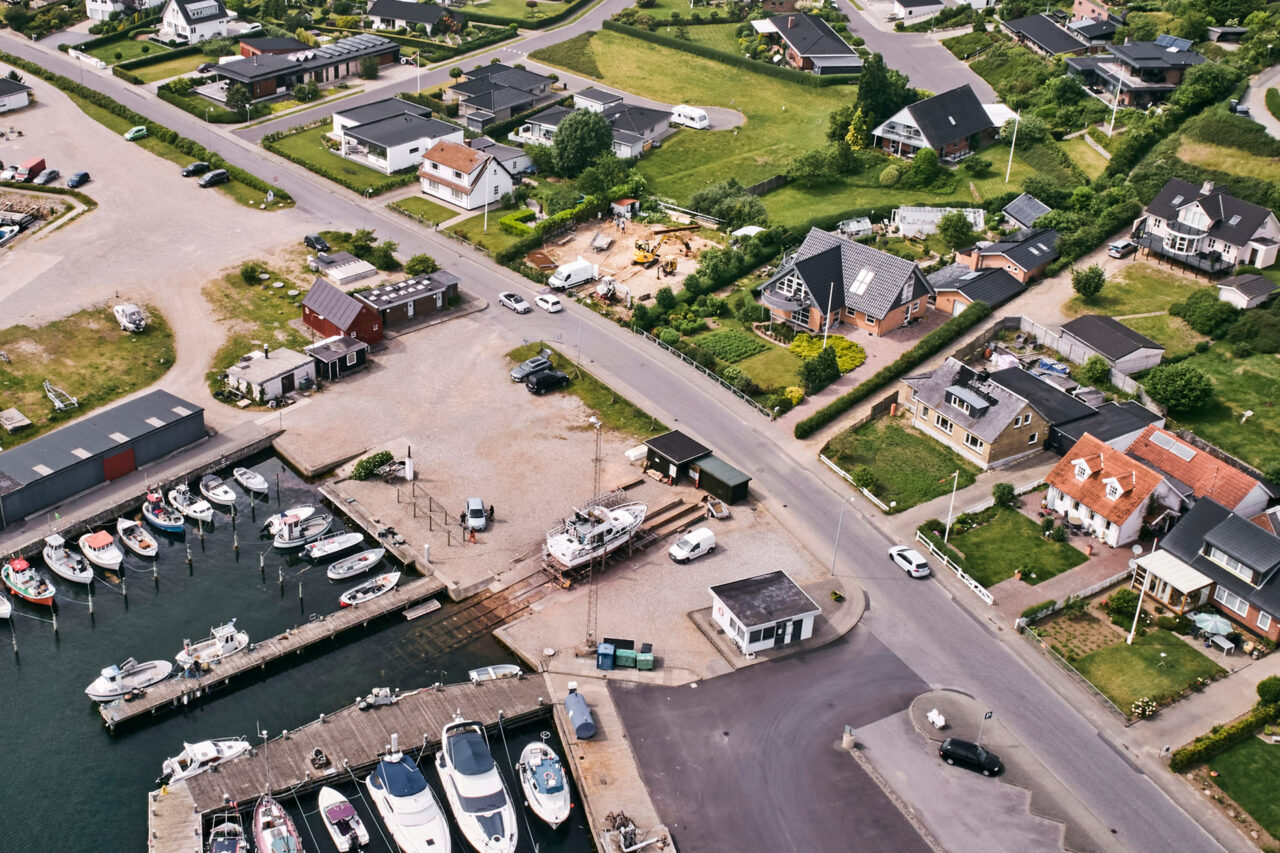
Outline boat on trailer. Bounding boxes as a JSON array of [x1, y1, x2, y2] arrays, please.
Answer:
[[43, 534, 93, 584], [544, 502, 647, 570]]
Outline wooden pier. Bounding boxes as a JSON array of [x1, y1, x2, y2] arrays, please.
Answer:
[[102, 576, 446, 730]]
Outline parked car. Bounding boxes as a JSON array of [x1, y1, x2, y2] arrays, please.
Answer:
[[499, 291, 531, 313], [32, 168, 60, 186], [0, 165, 15, 181], [465, 497, 487, 531], [535, 294, 563, 313], [304, 233, 331, 253], [526, 370, 570, 395], [1107, 239, 1137, 259], [196, 62, 216, 73], [509, 349, 552, 382], [669, 528, 716, 563], [66, 171, 90, 188], [198, 169, 230, 188], [939, 738, 1003, 776], [181, 161, 211, 177], [124, 126, 148, 141], [888, 545, 931, 578], [1230, 98, 1251, 116]]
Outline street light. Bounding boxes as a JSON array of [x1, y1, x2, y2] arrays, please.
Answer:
[[205, 106, 214, 150], [829, 495, 856, 577]]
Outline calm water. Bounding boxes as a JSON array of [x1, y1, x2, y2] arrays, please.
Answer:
[[0, 453, 592, 853]]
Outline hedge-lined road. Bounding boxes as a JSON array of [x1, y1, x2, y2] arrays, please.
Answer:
[[2, 26, 1246, 853]]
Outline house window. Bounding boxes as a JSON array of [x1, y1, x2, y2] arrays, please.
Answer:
[[1205, 546, 1254, 583], [920, 406, 930, 418], [431, 162, 439, 171], [749, 629, 763, 644], [1106, 482, 1120, 500], [935, 414, 953, 434], [494, 185, 500, 197], [1074, 463, 1090, 480], [409, 147, 420, 154], [761, 625, 775, 641], [1027, 432, 1038, 444], [453, 170, 462, 179], [345, 352, 358, 367], [948, 395, 971, 415], [1259, 612, 1272, 632], [964, 433, 984, 452], [1214, 585, 1250, 617]]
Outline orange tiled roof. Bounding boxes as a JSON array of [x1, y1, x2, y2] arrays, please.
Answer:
[[1126, 425, 1261, 510], [1045, 433, 1166, 526], [420, 140, 487, 175]]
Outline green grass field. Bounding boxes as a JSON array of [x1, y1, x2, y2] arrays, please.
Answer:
[[1121, 314, 1206, 358], [1074, 629, 1224, 711], [268, 125, 403, 193], [507, 343, 666, 437], [446, 211, 526, 254], [1209, 737, 1280, 839], [391, 196, 461, 225], [1060, 136, 1108, 180], [822, 418, 979, 513], [132, 53, 207, 84], [1178, 138, 1280, 183], [1167, 346, 1280, 473], [464, 0, 567, 21], [679, 23, 745, 54], [948, 508, 1087, 587], [84, 38, 170, 65], [1064, 262, 1212, 317], [204, 267, 311, 396]]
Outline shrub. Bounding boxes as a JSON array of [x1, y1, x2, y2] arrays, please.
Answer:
[[658, 328, 680, 346], [1259, 676, 1280, 706], [799, 346, 841, 394], [351, 450, 394, 481], [1021, 600, 1057, 621], [1080, 354, 1111, 386], [655, 286, 676, 311], [1170, 703, 1280, 772], [850, 466, 878, 491], [498, 208, 536, 236], [878, 165, 900, 187], [1049, 524, 1067, 542], [1104, 587, 1140, 627], [1144, 363, 1214, 413], [1040, 516, 1054, 534], [784, 386, 805, 406], [1168, 289, 1239, 338], [789, 334, 866, 372], [240, 262, 264, 284], [992, 482, 1016, 508], [1071, 264, 1106, 302], [404, 254, 439, 275]]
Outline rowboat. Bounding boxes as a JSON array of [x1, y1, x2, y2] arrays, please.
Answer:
[[43, 534, 93, 584], [262, 504, 316, 535], [169, 484, 213, 522], [304, 532, 364, 560], [200, 474, 237, 507], [326, 548, 385, 581], [142, 489, 185, 533], [339, 571, 401, 607], [78, 530, 124, 572], [233, 467, 269, 494], [117, 518, 159, 558], [2, 557, 56, 606]]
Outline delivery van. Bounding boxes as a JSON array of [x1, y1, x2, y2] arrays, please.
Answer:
[[548, 257, 598, 291], [15, 157, 45, 182]]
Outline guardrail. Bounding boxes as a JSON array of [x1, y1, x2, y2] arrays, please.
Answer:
[[632, 328, 772, 418], [819, 453, 890, 512], [914, 529, 994, 605], [961, 478, 1046, 516]]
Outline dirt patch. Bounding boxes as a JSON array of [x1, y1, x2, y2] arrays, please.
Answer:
[[1034, 603, 1123, 661]]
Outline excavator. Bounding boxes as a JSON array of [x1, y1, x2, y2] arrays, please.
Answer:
[[632, 234, 673, 267]]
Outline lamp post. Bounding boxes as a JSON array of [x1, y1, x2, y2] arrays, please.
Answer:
[[829, 495, 855, 577], [943, 470, 960, 545], [1004, 110, 1020, 183], [205, 106, 214, 150]]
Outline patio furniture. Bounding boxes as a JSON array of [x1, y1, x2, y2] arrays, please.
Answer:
[[1210, 634, 1235, 655]]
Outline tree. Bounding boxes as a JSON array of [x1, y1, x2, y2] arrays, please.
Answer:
[[785, 148, 834, 188], [263, 0, 288, 18], [1002, 114, 1050, 145], [827, 103, 858, 143], [655, 286, 676, 311], [1144, 363, 1215, 413], [1080, 354, 1111, 386], [992, 482, 1016, 508], [576, 152, 628, 198], [5, 70, 22, 84], [292, 80, 319, 102], [1258, 675, 1280, 706], [2, 5, 32, 29], [900, 147, 943, 189], [936, 211, 976, 249], [1169, 62, 1244, 112], [844, 107, 871, 150], [799, 346, 840, 393], [449, 66, 463, 79], [855, 53, 915, 127], [358, 55, 380, 80], [1170, 288, 1239, 337], [1071, 264, 1106, 302], [405, 254, 439, 276], [688, 179, 765, 230], [225, 83, 252, 113], [552, 109, 613, 176]]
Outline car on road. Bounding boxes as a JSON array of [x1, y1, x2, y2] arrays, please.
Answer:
[[526, 370, 570, 395], [33, 168, 60, 186], [66, 171, 90, 188], [1107, 239, 1137, 259], [304, 233, 331, 253], [509, 349, 552, 383], [465, 497, 487, 531], [499, 291, 531, 313], [888, 545, 931, 578], [198, 169, 230, 188], [535, 294, 563, 313], [197, 62, 216, 73], [182, 161, 211, 177], [1230, 98, 1251, 116], [124, 126, 148, 141], [939, 738, 1003, 776]]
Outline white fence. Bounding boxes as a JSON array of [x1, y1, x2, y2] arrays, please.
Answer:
[[68, 48, 108, 70], [819, 454, 890, 512], [961, 478, 1046, 516], [914, 530, 995, 605], [1018, 565, 1135, 624]]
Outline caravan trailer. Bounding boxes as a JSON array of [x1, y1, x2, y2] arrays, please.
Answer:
[[671, 105, 709, 130]]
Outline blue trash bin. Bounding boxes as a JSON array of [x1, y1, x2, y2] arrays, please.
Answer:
[[596, 642, 615, 671]]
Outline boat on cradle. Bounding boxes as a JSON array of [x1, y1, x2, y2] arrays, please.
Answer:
[[2, 557, 56, 606], [469, 665, 522, 684], [339, 571, 400, 608], [253, 794, 304, 853], [84, 656, 173, 702], [367, 736, 452, 853], [544, 502, 647, 570], [116, 518, 158, 558], [518, 740, 572, 829], [200, 474, 237, 507], [262, 504, 316, 535], [304, 532, 364, 560], [326, 547, 385, 581], [79, 529, 124, 572], [142, 489, 185, 533], [176, 619, 250, 668], [233, 467, 269, 494], [273, 514, 333, 549], [169, 484, 214, 523], [437, 717, 519, 853], [43, 534, 92, 584], [206, 813, 250, 853], [160, 737, 251, 784], [318, 786, 370, 852]]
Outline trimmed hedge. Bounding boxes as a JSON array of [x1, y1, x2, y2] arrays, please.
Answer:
[[794, 301, 991, 439], [1169, 703, 1280, 773], [261, 121, 417, 195], [1268, 88, 1280, 122], [67, 22, 160, 54], [1021, 600, 1057, 620], [498, 208, 536, 236], [494, 197, 610, 265], [116, 43, 201, 71], [157, 83, 271, 123], [112, 66, 144, 84]]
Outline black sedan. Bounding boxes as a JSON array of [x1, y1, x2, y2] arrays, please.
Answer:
[[181, 161, 211, 177], [939, 738, 1003, 776]]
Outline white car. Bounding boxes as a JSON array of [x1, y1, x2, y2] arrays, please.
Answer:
[[535, 294, 563, 313], [889, 545, 931, 578], [499, 291, 531, 313], [669, 527, 715, 563], [0, 166, 17, 181]]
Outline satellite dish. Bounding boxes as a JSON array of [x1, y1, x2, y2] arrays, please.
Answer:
[[1131, 544, 1144, 556]]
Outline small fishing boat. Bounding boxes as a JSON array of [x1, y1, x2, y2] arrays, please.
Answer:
[[518, 740, 572, 829], [339, 571, 401, 608], [160, 737, 251, 784], [544, 502, 647, 570], [437, 717, 518, 853], [469, 664, 522, 684], [326, 547, 385, 581], [79, 530, 124, 572], [43, 534, 93, 584], [200, 474, 237, 507], [304, 532, 364, 561], [0, 595, 10, 620], [84, 656, 173, 702], [176, 620, 250, 668], [169, 484, 214, 523], [207, 813, 250, 853], [273, 514, 332, 549], [254, 795, 303, 853], [2, 557, 56, 606], [233, 467, 269, 494], [262, 504, 316, 535], [318, 786, 370, 852], [367, 735, 452, 853], [142, 489, 185, 533], [117, 518, 159, 558]]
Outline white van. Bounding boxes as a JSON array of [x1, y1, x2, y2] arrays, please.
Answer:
[[548, 257, 598, 291], [671, 105, 709, 130], [669, 527, 716, 563]]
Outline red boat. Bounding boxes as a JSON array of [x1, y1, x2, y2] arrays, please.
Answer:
[[2, 557, 57, 606]]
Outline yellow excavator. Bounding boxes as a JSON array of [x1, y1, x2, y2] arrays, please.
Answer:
[[633, 234, 674, 267]]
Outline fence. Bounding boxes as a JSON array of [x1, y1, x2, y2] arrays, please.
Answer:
[[819, 454, 890, 512], [67, 48, 107, 70], [1017, 565, 1134, 624], [961, 477, 1045, 516], [914, 530, 994, 605], [744, 175, 787, 197], [632, 328, 771, 417], [1023, 623, 1130, 722], [1012, 316, 1144, 396]]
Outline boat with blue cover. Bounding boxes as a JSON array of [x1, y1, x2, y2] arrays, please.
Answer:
[[366, 735, 452, 853], [518, 740, 572, 828]]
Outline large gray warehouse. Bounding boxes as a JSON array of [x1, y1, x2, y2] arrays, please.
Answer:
[[0, 390, 206, 530]]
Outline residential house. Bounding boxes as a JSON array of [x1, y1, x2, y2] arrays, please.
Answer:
[[306, 336, 369, 381], [0, 78, 32, 114], [872, 85, 997, 162], [750, 14, 863, 75], [158, 0, 230, 44], [955, 227, 1060, 282], [1002, 193, 1051, 229], [331, 97, 431, 135], [1217, 273, 1277, 309], [1066, 16, 1117, 48], [215, 34, 399, 100], [417, 140, 514, 210], [87, 0, 162, 22], [893, 0, 946, 20], [1066, 36, 1205, 107], [709, 571, 821, 655], [367, 0, 462, 35], [310, 251, 378, 288], [239, 36, 309, 57], [1124, 425, 1271, 518], [225, 347, 315, 403], [1046, 400, 1164, 455], [339, 112, 462, 175], [354, 270, 460, 328], [1071, 0, 1110, 22], [301, 278, 383, 345], [1043, 432, 1180, 546], [510, 103, 670, 158], [1131, 179, 1280, 274], [759, 227, 932, 336], [927, 265, 1026, 316], [1004, 14, 1092, 56], [1059, 314, 1165, 374], [450, 63, 554, 131], [891, 206, 986, 238], [573, 87, 623, 113], [468, 136, 532, 176]]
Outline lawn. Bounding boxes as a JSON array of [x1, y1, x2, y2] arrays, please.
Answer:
[[391, 196, 461, 225], [1060, 136, 1108, 181], [680, 23, 744, 54], [203, 266, 311, 393], [529, 29, 852, 202], [1063, 262, 1212, 317], [1121, 313, 1206, 358], [132, 53, 207, 84], [507, 343, 667, 438], [1169, 346, 1280, 473], [948, 507, 1087, 587], [1178, 138, 1280, 184], [694, 316, 803, 388], [446, 211, 526, 254], [268, 125, 398, 193], [1073, 629, 1224, 711], [464, 0, 568, 21], [0, 309, 175, 448], [1209, 737, 1280, 839], [822, 418, 979, 513], [84, 38, 170, 65]]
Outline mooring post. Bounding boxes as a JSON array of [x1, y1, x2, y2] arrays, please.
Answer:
[[234, 531, 239, 553], [259, 552, 266, 578]]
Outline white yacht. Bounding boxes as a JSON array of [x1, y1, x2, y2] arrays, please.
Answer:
[[544, 503, 647, 569], [160, 737, 251, 784], [518, 740, 572, 828], [366, 735, 452, 853], [176, 620, 249, 668], [169, 484, 214, 522], [436, 718, 518, 853]]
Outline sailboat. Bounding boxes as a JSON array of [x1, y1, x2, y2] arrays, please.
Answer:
[[253, 795, 303, 853], [43, 534, 93, 584], [436, 717, 518, 853], [544, 502, 647, 569], [367, 735, 451, 853]]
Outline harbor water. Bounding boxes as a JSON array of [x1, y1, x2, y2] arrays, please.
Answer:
[[0, 453, 593, 853]]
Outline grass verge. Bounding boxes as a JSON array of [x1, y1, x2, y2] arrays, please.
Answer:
[[446, 211, 526, 254], [203, 266, 311, 396]]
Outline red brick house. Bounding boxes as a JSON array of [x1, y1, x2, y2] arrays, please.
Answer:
[[955, 227, 1060, 283], [301, 278, 383, 345], [871, 85, 997, 163]]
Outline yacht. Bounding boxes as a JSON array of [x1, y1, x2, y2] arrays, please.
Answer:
[[544, 502, 647, 569], [366, 735, 452, 853], [160, 737, 251, 784], [436, 718, 518, 853], [176, 620, 250, 668], [318, 786, 370, 852]]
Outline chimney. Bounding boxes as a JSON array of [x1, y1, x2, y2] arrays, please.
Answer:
[[1201, 180, 1214, 195], [788, 15, 794, 27]]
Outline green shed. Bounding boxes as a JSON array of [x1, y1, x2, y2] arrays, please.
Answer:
[[689, 454, 751, 504]]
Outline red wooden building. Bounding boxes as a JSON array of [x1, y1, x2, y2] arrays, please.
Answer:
[[301, 278, 383, 344]]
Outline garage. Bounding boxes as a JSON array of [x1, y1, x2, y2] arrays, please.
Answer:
[[689, 454, 752, 505]]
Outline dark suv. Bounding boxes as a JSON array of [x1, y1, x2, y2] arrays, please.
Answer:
[[304, 234, 331, 253], [939, 738, 1003, 776], [198, 169, 229, 188], [526, 370, 570, 395], [181, 161, 210, 177]]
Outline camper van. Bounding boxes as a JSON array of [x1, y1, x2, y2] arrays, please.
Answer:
[[671, 105, 709, 130], [548, 257, 598, 291]]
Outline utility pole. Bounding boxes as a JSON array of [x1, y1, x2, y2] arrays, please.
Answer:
[[822, 281, 835, 349], [1005, 111, 1020, 183]]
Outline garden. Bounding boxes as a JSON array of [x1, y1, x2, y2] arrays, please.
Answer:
[[84, 36, 170, 65], [389, 196, 460, 226], [920, 501, 1087, 588], [823, 417, 979, 513]]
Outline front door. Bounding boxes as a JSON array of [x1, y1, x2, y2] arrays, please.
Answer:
[[773, 621, 789, 647], [281, 372, 296, 394]]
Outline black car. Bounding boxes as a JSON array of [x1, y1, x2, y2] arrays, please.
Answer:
[[526, 370, 570, 395], [66, 171, 90, 188], [304, 234, 331, 253], [181, 161, 211, 177], [198, 169, 230, 188], [196, 62, 216, 73], [938, 738, 1003, 776]]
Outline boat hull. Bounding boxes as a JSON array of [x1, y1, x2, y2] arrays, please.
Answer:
[[518, 742, 572, 829], [176, 628, 250, 668], [44, 543, 93, 584], [2, 563, 56, 606], [327, 548, 385, 581], [117, 519, 159, 558], [273, 515, 333, 549], [233, 468, 269, 494], [339, 571, 401, 607], [142, 504, 185, 533], [305, 533, 364, 560]]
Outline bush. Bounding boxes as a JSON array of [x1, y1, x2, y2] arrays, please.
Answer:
[[1144, 363, 1214, 413], [1104, 588, 1140, 627], [799, 346, 841, 394], [351, 450, 394, 481], [404, 254, 439, 276], [992, 482, 1016, 508], [1259, 676, 1280, 706], [1021, 600, 1057, 621], [1168, 288, 1239, 338], [658, 328, 681, 346], [789, 333, 866, 372], [1072, 264, 1105, 302], [785, 386, 805, 406], [1080, 354, 1111, 387], [656, 286, 676, 311], [1049, 524, 1067, 542], [1170, 703, 1280, 772], [878, 165, 901, 187], [240, 262, 264, 284], [850, 466, 878, 491]]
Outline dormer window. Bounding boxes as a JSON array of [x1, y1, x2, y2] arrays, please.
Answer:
[[1074, 462, 1090, 481], [1106, 482, 1120, 500], [1204, 544, 1255, 584]]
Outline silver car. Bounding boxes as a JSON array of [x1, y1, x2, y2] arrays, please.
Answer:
[[509, 348, 552, 382], [499, 291, 531, 313], [465, 497, 487, 531]]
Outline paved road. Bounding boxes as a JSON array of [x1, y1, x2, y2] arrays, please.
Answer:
[[1242, 66, 1280, 139]]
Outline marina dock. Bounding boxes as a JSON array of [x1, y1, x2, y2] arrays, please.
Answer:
[[102, 576, 446, 730]]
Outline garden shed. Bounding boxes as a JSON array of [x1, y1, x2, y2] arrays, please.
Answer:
[[644, 430, 711, 485], [689, 454, 751, 504]]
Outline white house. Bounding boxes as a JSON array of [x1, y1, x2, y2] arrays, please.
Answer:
[[0, 77, 32, 113], [158, 0, 231, 43], [894, 0, 945, 19], [509, 103, 670, 159], [417, 140, 514, 211], [367, 0, 460, 35], [1133, 179, 1280, 273], [1216, 273, 1277, 309], [340, 113, 462, 175], [709, 571, 821, 656], [224, 347, 315, 404], [87, 0, 164, 22]]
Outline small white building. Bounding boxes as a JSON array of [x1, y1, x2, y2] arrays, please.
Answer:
[[837, 217, 873, 239], [310, 251, 379, 288], [225, 347, 316, 404], [0, 78, 32, 114], [710, 571, 821, 655], [341, 113, 462, 175], [891, 206, 986, 239], [158, 0, 231, 44], [417, 140, 514, 211], [87, 0, 163, 21], [894, 0, 945, 19], [1059, 314, 1165, 375], [1216, 273, 1277, 310]]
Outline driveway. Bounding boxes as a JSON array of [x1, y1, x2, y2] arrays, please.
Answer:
[[1241, 66, 1280, 139]]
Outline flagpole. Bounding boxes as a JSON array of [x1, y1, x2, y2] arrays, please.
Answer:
[[1005, 111, 1020, 183]]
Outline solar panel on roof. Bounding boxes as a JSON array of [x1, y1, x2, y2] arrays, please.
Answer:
[[1155, 34, 1192, 50], [1229, 215, 1241, 225], [1171, 442, 1196, 462], [1171, 195, 1184, 206], [1151, 431, 1176, 450]]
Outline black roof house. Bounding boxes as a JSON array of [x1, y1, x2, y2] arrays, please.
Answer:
[[1061, 315, 1164, 361], [367, 0, 462, 28], [335, 97, 431, 126], [927, 265, 1026, 309], [1005, 13, 1090, 54], [768, 14, 858, 58], [1161, 498, 1280, 620], [1002, 193, 1052, 229], [301, 279, 364, 330], [970, 227, 1060, 271], [1145, 179, 1275, 250], [646, 430, 711, 465], [888, 85, 994, 151], [1047, 400, 1164, 455], [169, 0, 228, 27], [711, 571, 821, 628], [345, 113, 458, 149], [0, 77, 31, 99]]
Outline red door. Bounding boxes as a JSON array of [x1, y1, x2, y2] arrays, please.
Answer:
[[102, 448, 136, 481]]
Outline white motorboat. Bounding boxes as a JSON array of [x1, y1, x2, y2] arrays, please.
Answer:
[[169, 484, 214, 522], [517, 740, 572, 829], [436, 717, 519, 853], [78, 529, 124, 572], [469, 665, 522, 683], [262, 504, 316, 535], [274, 514, 333, 549], [206, 813, 250, 853], [160, 737, 251, 784], [339, 571, 401, 608], [142, 488, 185, 533], [233, 467, 269, 494], [43, 534, 93, 584], [176, 620, 250, 668], [253, 794, 304, 853], [304, 532, 364, 560], [117, 518, 158, 558], [0, 595, 10, 620], [367, 736, 452, 853], [318, 786, 370, 852], [200, 474, 237, 507], [544, 502, 647, 570], [84, 656, 172, 702], [326, 547, 385, 581]]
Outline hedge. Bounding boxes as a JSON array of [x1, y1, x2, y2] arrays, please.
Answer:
[[112, 66, 144, 84], [1021, 600, 1057, 621], [116, 43, 201, 71], [601, 20, 857, 88], [1268, 88, 1280, 122], [66, 22, 159, 54], [261, 121, 418, 195], [351, 450, 394, 481], [157, 83, 271, 123], [397, 90, 460, 119], [494, 196, 610, 264], [793, 301, 991, 439], [1169, 703, 1280, 773], [498, 208, 536, 236]]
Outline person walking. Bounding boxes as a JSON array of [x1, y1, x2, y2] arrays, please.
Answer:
[[487, 505, 495, 523]]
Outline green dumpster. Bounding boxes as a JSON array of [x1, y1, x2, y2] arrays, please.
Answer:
[[615, 647, 638, 668], [636, 651, 654, 671]]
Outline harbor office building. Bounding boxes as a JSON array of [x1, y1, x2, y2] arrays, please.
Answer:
[[711, 571, 821, 655], [0, 391, 206, 530]]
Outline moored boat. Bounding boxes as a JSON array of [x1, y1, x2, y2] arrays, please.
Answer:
[[544, 502, 647, 570], [262, 504, 316, 535], [43, 534, 93, 584], [304, 532, 364, 560], [517, 740, 572, 829], [176, 620, 250, 668], [84, 656, 173, 702], [169, 484, 214, 523], [339, 571, 401, 608], [142, 489, 185, 533], [253, 794, 303, 853], [318, 786, 370, 852], [200, 474, 237, 507], [79, 530, 124, 572], [469, 665, 522, 683], [2, 557, 56, 606], [160, 737, 251, 784], [206, 813, 250, 853], [233, 467, 269, 494], [367, 736, 452, 853], [274, 514, 333, 549], [436, 717, 519, 853], [0, 595, 10, 620], [117, 518, 159, 558], [326, 548, 385, 581]]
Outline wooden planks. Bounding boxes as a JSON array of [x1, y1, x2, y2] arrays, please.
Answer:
[[146, 781, 202, 853]]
